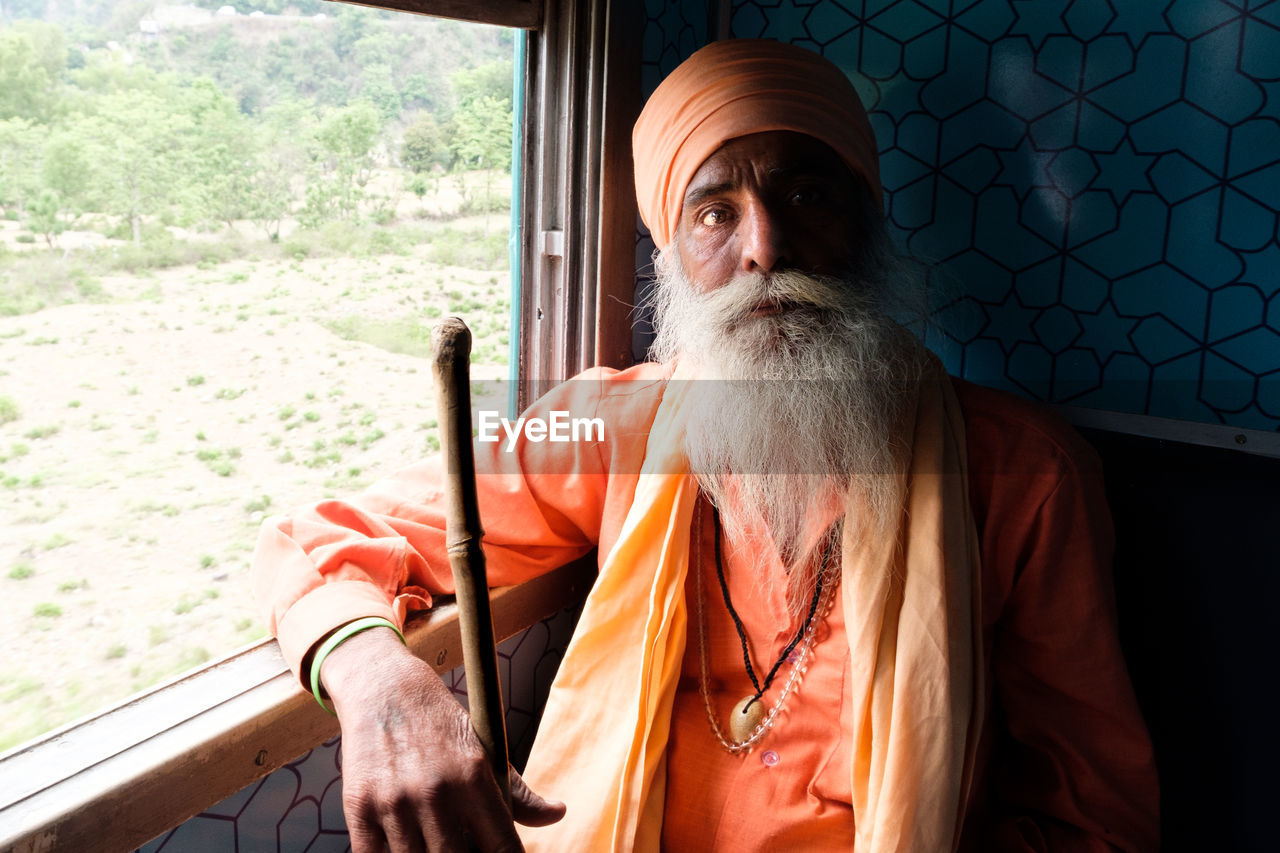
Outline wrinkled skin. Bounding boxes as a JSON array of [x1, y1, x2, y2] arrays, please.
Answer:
[[674, 130, 867, 291], [321, 629, 565, 852]]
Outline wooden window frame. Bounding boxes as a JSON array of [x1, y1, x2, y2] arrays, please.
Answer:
[[0, 0, 644, 849], [337, 0, 543, 30], [0, 561, 594, 853], [516, 0, 640, 404]]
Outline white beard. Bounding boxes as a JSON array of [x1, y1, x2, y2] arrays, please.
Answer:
[[649, 246, 926, 612]]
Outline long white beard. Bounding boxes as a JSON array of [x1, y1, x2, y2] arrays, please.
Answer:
[[649, 247, 926, 612]]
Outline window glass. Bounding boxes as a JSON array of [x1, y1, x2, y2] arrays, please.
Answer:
[[0, 0, 515, 751]]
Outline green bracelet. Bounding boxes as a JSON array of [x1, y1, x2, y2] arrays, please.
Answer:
[[309, 616, 406, 715]]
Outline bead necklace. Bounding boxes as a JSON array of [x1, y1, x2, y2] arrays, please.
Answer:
[[695, 499, 839, 753]]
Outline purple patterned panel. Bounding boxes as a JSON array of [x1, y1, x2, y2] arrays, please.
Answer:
[[138, 608, 579, 852]]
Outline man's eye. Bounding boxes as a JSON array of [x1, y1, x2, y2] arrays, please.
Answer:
[[790, 187, 822, 206], [700, 208, 728, 227]]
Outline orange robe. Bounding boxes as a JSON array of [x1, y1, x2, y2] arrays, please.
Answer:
[[252, 364, 1158, 851]]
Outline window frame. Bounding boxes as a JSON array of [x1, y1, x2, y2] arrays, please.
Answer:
[[338, 0, 543, 30], [0, 561, 595, 852], [0, 0, 644, 847], [516, 0, 640, 405]]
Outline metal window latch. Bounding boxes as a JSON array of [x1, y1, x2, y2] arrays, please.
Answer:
[[540, 229, 564, 259]]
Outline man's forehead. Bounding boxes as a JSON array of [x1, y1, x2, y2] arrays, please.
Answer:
[[631, 40, 881, 248], [683, 131, 856, 203]]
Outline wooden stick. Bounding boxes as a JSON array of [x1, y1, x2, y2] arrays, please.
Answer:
[[431, 316, 511, 806]]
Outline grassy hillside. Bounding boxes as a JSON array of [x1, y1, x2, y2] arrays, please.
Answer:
[[0, 2, 521, 750]]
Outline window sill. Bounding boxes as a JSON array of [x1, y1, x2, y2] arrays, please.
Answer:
[[363, 0, 542, 30], [0, 559, 593, 853]]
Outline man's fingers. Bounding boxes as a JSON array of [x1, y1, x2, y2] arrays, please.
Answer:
[[419, 805, 469, 853], [383, 810, 429, 853], [509, 767, 566, 828], [454, 763, 524, 853], [346, 813, 390, 853]]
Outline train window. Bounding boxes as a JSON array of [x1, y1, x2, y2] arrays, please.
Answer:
[[0, 1, 519, 752]]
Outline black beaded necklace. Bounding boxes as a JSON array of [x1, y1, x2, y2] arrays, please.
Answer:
[[709, 503, 828, 718]]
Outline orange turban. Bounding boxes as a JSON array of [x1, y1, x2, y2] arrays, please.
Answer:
[[632, 39, 882, 250]]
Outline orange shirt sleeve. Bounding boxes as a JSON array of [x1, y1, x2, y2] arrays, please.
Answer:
[[251, 365, 668, 680], [959, 381, 1159, 853]]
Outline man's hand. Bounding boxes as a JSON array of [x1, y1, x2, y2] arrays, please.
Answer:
[[320, 628, 566, 852]]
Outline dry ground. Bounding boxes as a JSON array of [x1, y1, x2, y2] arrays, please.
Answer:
[[0, 232, 511, 751]]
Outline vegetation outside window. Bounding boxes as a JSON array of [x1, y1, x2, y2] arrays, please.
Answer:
[[0, 0, 518, 753]]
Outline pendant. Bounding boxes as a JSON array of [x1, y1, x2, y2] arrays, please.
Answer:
[[729, 695, 766, 743]]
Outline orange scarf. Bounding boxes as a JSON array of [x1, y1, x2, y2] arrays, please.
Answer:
[[520, 363, 982, 851]]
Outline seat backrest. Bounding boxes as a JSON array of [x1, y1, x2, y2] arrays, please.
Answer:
[[1082, 429, 1279, 853]]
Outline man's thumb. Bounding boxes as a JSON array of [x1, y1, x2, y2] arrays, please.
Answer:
[[508, 767, 566, 827]]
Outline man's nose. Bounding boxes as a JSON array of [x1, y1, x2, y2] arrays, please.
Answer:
[[739, 201, 791, 274]]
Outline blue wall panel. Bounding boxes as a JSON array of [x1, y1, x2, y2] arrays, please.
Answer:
[[644, 0, 1280, 430]]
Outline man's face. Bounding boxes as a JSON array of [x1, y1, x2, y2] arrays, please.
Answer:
[[672, 130, 867, 296]]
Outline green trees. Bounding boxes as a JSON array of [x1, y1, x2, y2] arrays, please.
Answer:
[[451, 94, 513, 217], [401, 112, 449, 174], [0, 24, 62, 122], [447, 60, 513, 217], [449, 59, 513, 108], [451, 94, 512, 174], [300, 100, 382, 227], [249, 99, 312, 241], [0, 6, 515, 250], [83, 88, 193, 242], [25, 129, 92, 244], [0, 117, 38, 217], [0, 24, 68, 234], [182, 79, 254, 230], [25, 188, 64, 247]]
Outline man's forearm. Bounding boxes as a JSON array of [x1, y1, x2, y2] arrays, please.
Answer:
[[318, 626, 427, 710]]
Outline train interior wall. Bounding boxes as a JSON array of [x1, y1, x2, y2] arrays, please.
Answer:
[[632, 2, 1279, 849]]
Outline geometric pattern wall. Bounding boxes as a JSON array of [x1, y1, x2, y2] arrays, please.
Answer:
[[644, 0, 1280, 432], [137, 608, 578, 852]]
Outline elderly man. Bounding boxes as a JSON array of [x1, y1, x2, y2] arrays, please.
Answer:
[[253, 40, 1158, 852]]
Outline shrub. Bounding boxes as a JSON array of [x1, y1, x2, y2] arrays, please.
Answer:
[[194, 447, 237, 477], [73, 276, 105, 302], [325, 315, 432, 358], [0, 256, 93, 315], [426, 225, 509, 270], [0, 396, 18, 426], [244, 494, 272, 514], [24, 425, 59, 440]]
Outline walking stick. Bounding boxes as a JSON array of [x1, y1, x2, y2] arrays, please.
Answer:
[[431, 316, 511, 807]]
